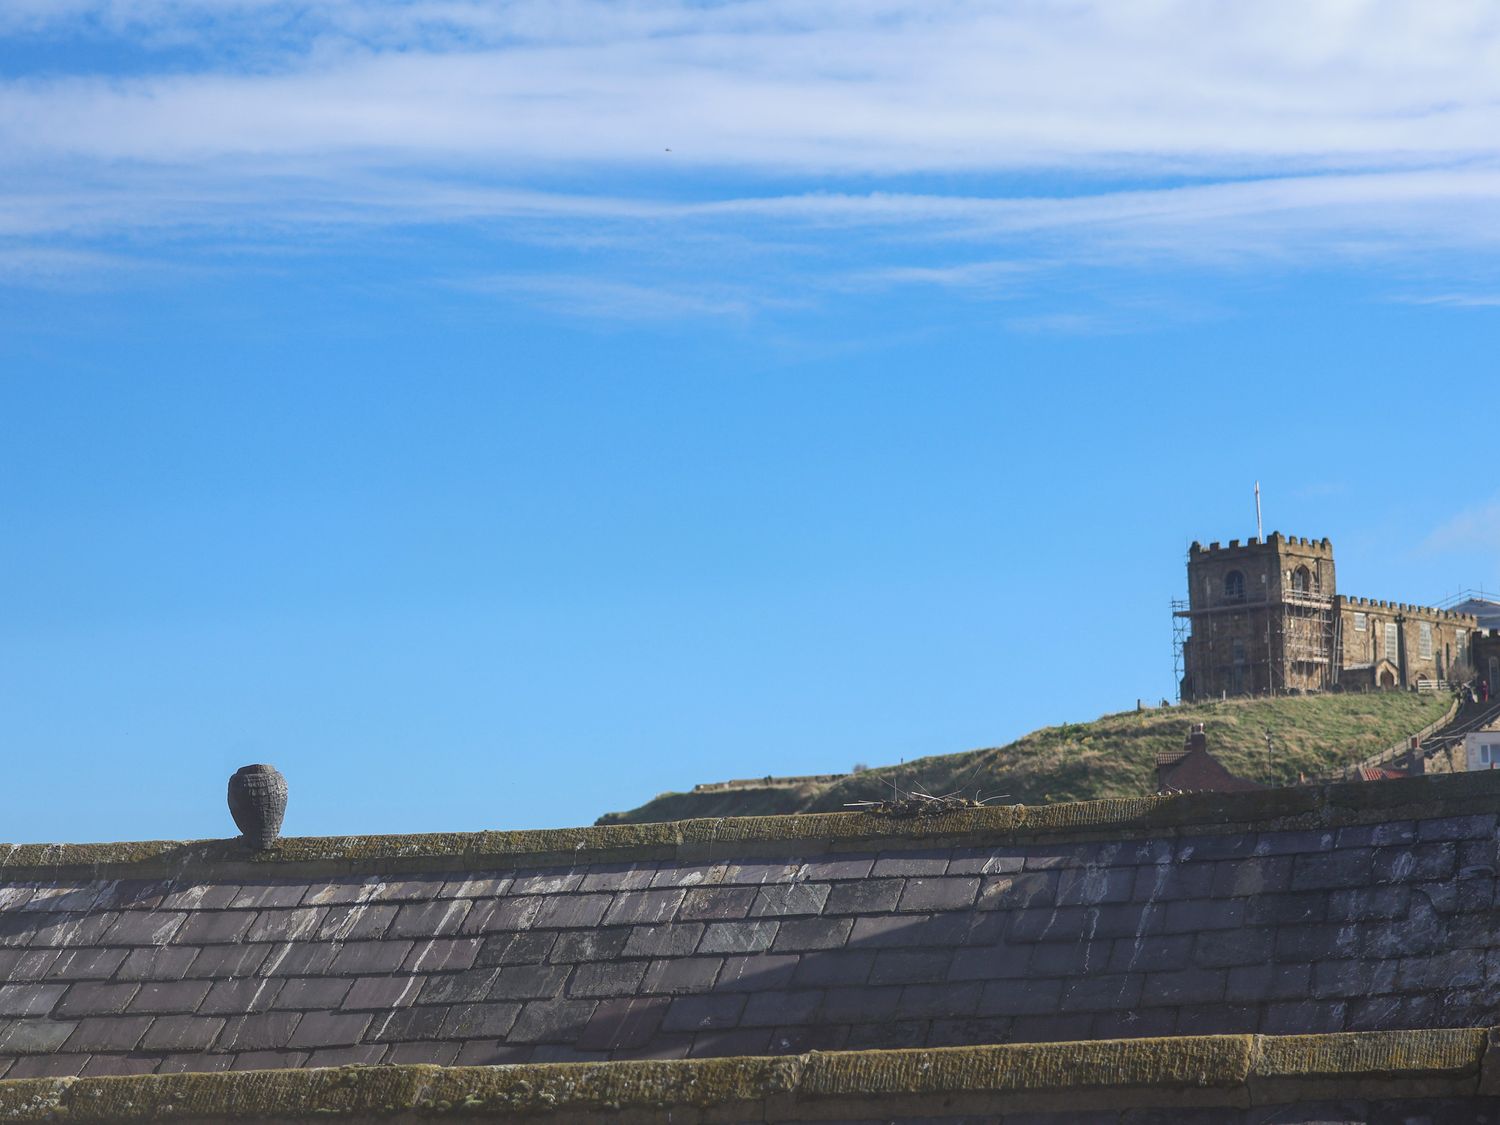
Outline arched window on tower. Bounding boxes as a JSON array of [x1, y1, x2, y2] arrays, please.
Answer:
[[1292, 565, 1312, 593], [1224, 570, 1245, 601]]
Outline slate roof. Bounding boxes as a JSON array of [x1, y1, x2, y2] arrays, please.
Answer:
[[2, 771, 1500, 1119]]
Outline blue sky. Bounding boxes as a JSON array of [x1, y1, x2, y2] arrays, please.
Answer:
[[3, 1, 1498, 844]]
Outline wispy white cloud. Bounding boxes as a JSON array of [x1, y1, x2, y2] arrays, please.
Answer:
[[1423, 498, 1500, 554], [453, 274, 802, 322], [1392, 293, 1500, 308]]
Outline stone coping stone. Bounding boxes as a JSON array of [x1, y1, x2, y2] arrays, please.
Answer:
[[0, 1028, 1487, 1122], [4, 770, 1500, 881]]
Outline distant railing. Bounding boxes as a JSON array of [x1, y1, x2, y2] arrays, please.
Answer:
[[1416, 680, 1454, 694]]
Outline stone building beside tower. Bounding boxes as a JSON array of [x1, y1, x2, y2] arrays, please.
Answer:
[[1175, 532, 1479, 700]]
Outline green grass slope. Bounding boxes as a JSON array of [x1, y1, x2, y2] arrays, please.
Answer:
[[597, 692, 1451, 825]]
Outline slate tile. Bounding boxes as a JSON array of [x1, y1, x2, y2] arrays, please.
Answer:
[[5, 1053, 89, 1077], [155, 1053, 233, 1074], [385, 1041, 461, 1065], [662, 994, 745, 1032], [183, 944, 270, 979], [872, 851, 951, 878], [460, 897, 542, 935], [453, 1040, 534, 1065], [271, 977, 353, 1010], [899, 982, 980, 1019], [366, 1004, 449, 1043], [579, 864, 655, 892], [1291, 850, 1375, 891], [29, 912, 120, 948], [976, 871, 1059, 911], [1252, 830, 1335, 857], [749, 883, 830, 918], [1314, 957, 1402, 998], [1176, 834, 1256, 862], [5, 950, 59, 981], [576, 996, 670, 1051], [949, 945, 1032, 981], [1261, 1000, 1345, 1034], [510, 869, 586, 896], [100, 912, 187, 947], [140, 1014, 225, 1052], [817, 985, 902, 1023], [930, 1015, 1017, 1047], [173, 911, 256, 945], [1243, 891, 1326, 926], [847, 914, 928, 948], [404, 937, 483, 973], [717, 953, 800, 991], [55, 982, 140, 1019], [508, 998, 598, 1043], [389, 899, 474, 938], [1225, 962, 1312, 1003], [417, 968, 499, 1005], [688, 1027, 772, 1057], [771, 917, 853, 952], [1160, 899, 1244, 933], [1417, 814, 1495, 842], [476, 931, 557, 968], [649, 863, 723, 889], [767, 1025, 849, 1054], [898, 877, 980, 912], [1008, 1012, 1096, 1042], [117, 946, 200, 982], [158, 884, 241, 911], [723, 860, 802, 886], [1194, 927, 1277, 968], [246, 907, 329, 944], [1142, 967, 1226, 1006], [127, 980, 212, 1014], [374, 877, 451, 903], [307, 1044, 387, 1067], [0, 1018, 78, 1054], [792, 951, 874, 988], [229, 883, 307, 910], [1060, 974, 1144, 1013], [315, 904, 399, 942], [549, 929, 628, 965], [0, 886, 36, 912], [24, 885, 102, 913], [43, 948, 129, 981], [532, 1044, 611, 1063], [1105, 934, 1194, 974], [976, 978, 1066, 1017], [261, 941, 340, 978], [741, 989, 822, 1027], [799, 856, 877, 881], [824, 880, 904, 915], [870, 949, 953, 985], [699, 920, 778, 954], [1335, 822, 1417, 849], [64, 1015, 154, 1052], [623, 923, 703, 958], [0, 983, 66, 1018], [1028, 943, 1107, 976], [679, 886, 757, 921], [640, 957, 721, 996], [343, 976, 424, 1010], [328, 940, 413, 976], [490, 963, 570, 1001], [437, 1002, 523, 1039], [301, 878, 383, 906], [439, 874, 512, 899], [529, 894, 611, 931], [288, 1010, 372, 1049], [568, 961, 651, 999], [80, 1054, 158, 1077], [200, 978, 284, 1015], [0, 914, 32, 948], [603, 889, 686, 927], [946, 851, 1025, 876], [229, 1050, 308, 1070]]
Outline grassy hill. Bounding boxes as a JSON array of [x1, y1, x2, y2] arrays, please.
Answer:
[[597, 692, 1452, 825]]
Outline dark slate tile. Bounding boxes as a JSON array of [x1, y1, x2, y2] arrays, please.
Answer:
[[531, 1044, 611, 1063], [567, 961, 651, 999], [287, 1010, 372, 1049], [1243, 891, 1327, 926], [385, 1041, 461, 1065], [976, 978, 1066, 1017], [824, 880, 904, 915], [1314, 957, 1402, 999], [1090, 1008, 1179, 1039], [946, 851, 1026, 876], [453, 1040, 534, 1065], [949, 945, 1032, 981], [1412, 877, 1492, 917], [229, 883, 308, 910], [29, 912, 120, 948], [1418, 813, 1496, 842], [438, 874, 512, 900], [1252, 830, 1335, 857], [576, 996, 668, 1051], [45, 949, 130, 981], [847, 913, 928, 948], [261, 941, 340, 978], [898, 877, 980, 913], [1133, 862, 1214, 902], [1007, 1012, 1096, 1042], [1142, 967, 1227, 1006], [183, 944, 270, 979], [117, 946, 199, 982], [1291, 850, 1375, 891], [772, 917, 853, 952], [366, 1005, 449, 1043], [372, 877, 451, 903], [1029, 943, 1109, 977], [870, 949, 954, 985], [155, 1053, 234, 1074], [741, 989, 822, 1028], [1106, 934, 1195, 974], [1336, 822, 1417, 849], [489, 963, 570, 1001], [579, 864, 655, 893], [767, 1024, 849, 1055], [343, 976, 424, 1010], [0, 914, 33, 949], [792, 950, 874, 988], [301, 878, 382, 906], [328, 940, 413, 976], [1261, 999, 1345, 1034], [977, 870, 1059, 912], [1225, 962, 1312, 1003], [127, 981, 212, 1014], [1274, 923, 1358, 963], [307, 1044, 387, 1067], [1176, 833, 1257, 862], [80, 1054, 158, 1077], [799, 856, 877, 881], [640, 957, 722, 996], [24, 885, 103, 913], [0, 1018, 78, 1054], [1194, 927, 1277, 968], [717, 953, 800, 992], [1160, 899, 1244, 934], [602, 889, 686, 927], [5, 1053, 89, 1077], [688, 1027, 772, 1057], [54, 982, 139, 1018], [549, 928, 628, 964], [1059, 974, 1144, 1013], [748, 884, 830, 918], [404, 937, 482, 973], [388, 899, 475, 938], [437, 1002, 523, 1039], [158, 884, 241, 911], [93, 877, 172, 910], [528, 894, 611, 931], [649, 863, 723, 889], [63, 1015, 154, 1052], [416, 968, 499, 1005], [929, 1015, 1017, 1047], [140, 1014, 225, 1052], [871, 851, 950, 878], [510, 870, 586, 896], [0, 983, 66, 1018], [476, 931, 558, 968], [229, 1050, 308, 1070], [610, 1035, 695, 1060], [172, 911, 256, 945], [200, 978, 283, 1015], [315, 904, 399, 942], [507, 998, 598, 1043], [246, 907, 329, 944], [0, 886, 36, 912], [722, 860, 802, 886], [898, 982, 980, 1020], [699, 920, 777, 955], [100, 912, 187, 947], [678, 886, 757, 921], [5, 950, 59, 981], [661, 994, 744, 1032], [272, 977, 353, 1010], [816, 984, 902, 1024], [623, 923, 703, 959], [460, 897, 542, 935]]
